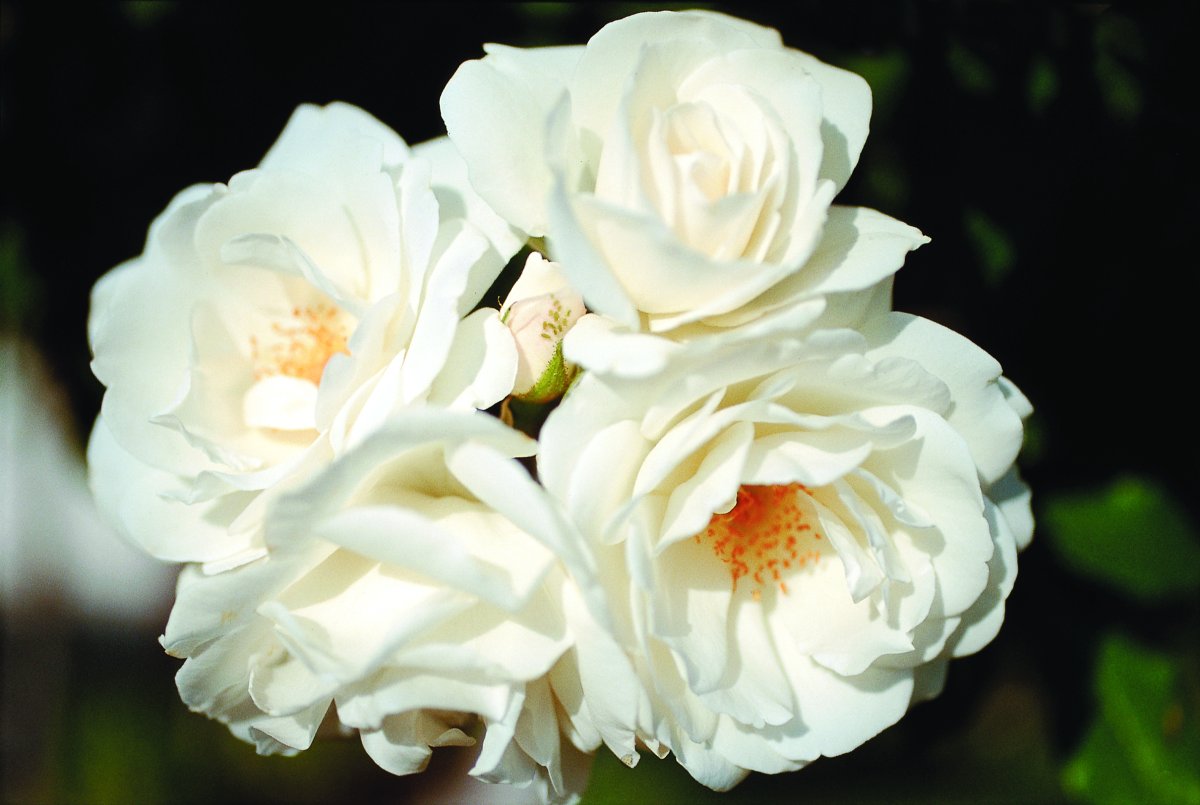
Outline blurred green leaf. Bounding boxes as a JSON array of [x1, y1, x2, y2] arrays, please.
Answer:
[[1064, 635, 1200, 805], [517, 2, 574, 21], [583, 750, 727, 805], [947, 40, 995, 94], [841, 49, 909, 122], [1021, 412, 1047, 466], [963, 208, 1016, 287], [1094, 13, 1144, 122], [1027, 56, 1060, 115], [121, 1, 174, 28], [1065, 716, 1151, 805], [860, 144, 909, 211], [69, 685, 168, 805], [1044, 476, 1200, 601], [0, 222, 40, 331]]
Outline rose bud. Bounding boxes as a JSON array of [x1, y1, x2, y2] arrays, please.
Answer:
[[501, 252, 585, 403]]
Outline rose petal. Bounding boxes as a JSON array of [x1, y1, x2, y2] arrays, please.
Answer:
[[412, 134, 525, 262], [360, 711, 474, 776], [569, 11, 781, 143], [441, 44, 585, 235], [864, 313, 1024, 485]]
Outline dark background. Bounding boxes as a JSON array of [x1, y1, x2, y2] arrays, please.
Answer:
[[2, 3, 1197, 803]]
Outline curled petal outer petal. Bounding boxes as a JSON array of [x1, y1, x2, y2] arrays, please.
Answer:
[[440, 44, 585, 236], [863, 313, 1028, 486], [412, 134, 525, 262]]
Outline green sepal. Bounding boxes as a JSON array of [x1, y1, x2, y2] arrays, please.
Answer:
[[514, 339, 577, 404]]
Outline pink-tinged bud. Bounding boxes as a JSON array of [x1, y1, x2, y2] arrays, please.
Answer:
[[500, 253, 585, 402]]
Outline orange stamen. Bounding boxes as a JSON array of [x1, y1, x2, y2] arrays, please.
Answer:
[[694, 483, 823, 599], [250, 305, 349, 384]]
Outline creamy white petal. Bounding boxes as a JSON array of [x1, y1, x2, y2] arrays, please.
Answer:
[[947, 496, 1020, 658], [248, 700, 330, 752], [259, 101, 410, 175], [560, 191, 795, 319], [768, 648, 914, 759], [87, 418, 250, 564], [360, 711, 475, 777], [691, 595, 796, 727], [545, 174, 642, 329], [441, 44, 585, 235], [558, 581, 643, 763], [413, 134, 525, 261], [865, 407, 992, 617], [562, 314, 680, 378], [427, 308, 518, 410], [248, 646, 337, 717], [197, 171, 374, 308], [989, 466, 1034, 550], [242, 376, 319, 431], [337, 673, 514, 731], [864, 313, 1024, 485], [669, 733, 751, 791], [89, 193, 220, 474], [569, 11, 781, 142], [710, 207, 928, 329], [787, 51, 872, 192]]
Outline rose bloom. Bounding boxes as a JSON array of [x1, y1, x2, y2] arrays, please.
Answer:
[[162, 410, 601, 802], [87, 102, 521, 571], [537, 313, 1032, 788], [442, 10, 927, 376]]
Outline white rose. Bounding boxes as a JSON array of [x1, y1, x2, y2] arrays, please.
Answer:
[[500, 252, 585, 402], [161, 410, 601, 803], [442, 10, 927, 372], [537, 314, 1032, 788], [87, 102, 521, 571]]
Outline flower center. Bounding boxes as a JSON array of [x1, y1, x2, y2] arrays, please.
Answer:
[[250, 305, 349, 385], [696, 483, 823, 601]]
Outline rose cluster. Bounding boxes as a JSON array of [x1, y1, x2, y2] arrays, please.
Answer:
[[88, 10, 1031, 803]]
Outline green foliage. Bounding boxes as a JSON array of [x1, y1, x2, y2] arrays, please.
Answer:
[[1064, 636, 1200, 805], [842, 48, 909, 122], [0, 223, 40, 332], [1020, 413, 1047, 467], [1093, 13, 1145, 123], [517, 2, 575, 22], [69, 684, 167, 804], [1027, 56, 1060, 115], [121, 1, 174, 28], [1044, 476, 1200, 602], [947, 39, 995, 94], [963, 208, 1016, 288], [860, 144, 909, 212], [583, 751, 726, 805]]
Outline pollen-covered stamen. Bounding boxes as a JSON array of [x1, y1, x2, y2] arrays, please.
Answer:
[[250, 304, 349, 385], [696, 483, 824, 601]]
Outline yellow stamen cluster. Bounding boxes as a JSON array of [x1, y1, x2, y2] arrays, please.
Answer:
[[250, 305, 349, 384]]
